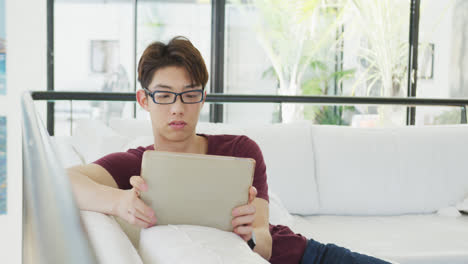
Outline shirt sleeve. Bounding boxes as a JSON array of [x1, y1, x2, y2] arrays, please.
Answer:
[[234, 136, 269, 202], [92, 150, 142, 190]]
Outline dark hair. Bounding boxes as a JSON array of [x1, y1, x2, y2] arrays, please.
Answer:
[[137, 36, 209, 90]]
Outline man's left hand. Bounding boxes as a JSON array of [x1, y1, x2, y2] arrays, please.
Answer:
[[231, 186, 257, 241]]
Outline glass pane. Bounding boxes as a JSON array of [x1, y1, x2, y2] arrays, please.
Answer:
[[54, 0, 135, 92], [416, 0, 467, 123], [208, 102, 409, 127], [224, 2, 277, 95], [54, 0, 135, 134], [418, 0, 467, 97], [293, 103, 408, 127], [54, 100, 135, 136], [225, 1, 411, 126], [135, 0, 211, 123], [136, 0, 212, 91], [415, 106, 465, 125], [222, 103, 280, 125], [225, 1, 344, 123], [341, 0, 410, 126]]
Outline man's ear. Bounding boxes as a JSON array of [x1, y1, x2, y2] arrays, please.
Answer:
[[201, 90, 207, 107], [136, 89, 149, 111]]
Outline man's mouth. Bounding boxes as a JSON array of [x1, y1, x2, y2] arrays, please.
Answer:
[[169, 121, 187, 129]]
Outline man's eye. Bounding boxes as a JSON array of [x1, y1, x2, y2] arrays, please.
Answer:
[[156, 94, 170, 98]]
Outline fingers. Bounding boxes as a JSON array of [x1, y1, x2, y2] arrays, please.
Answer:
[[231, 204, 255, 242], [128, 207, 156, 227], [123, 187, 156, 228], [232, 203, 256, 217], [130, 176, 147, 192], [231, 214, 255, 228], [233, 225, 253, 239], [248, 186, 257, 204], [134, 198, 156, 222], [127, 213, 153, 229]]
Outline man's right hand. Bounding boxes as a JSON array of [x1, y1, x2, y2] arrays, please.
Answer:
[[114, 176, 157, 228]]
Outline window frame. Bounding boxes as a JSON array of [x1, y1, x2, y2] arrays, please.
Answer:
[[46, 0, 422, 136]]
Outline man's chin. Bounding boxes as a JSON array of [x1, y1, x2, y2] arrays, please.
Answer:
[[163, 129, 194, 142]]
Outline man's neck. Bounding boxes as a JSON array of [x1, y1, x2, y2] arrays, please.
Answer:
[[153, 134, 207, 154]]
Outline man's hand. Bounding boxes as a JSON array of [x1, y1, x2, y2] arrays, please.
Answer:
[[231, 186, 258, 241], [113, 176, 157, 228]]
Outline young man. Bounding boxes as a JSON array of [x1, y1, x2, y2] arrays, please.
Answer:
[[68, 36, 390, 264]]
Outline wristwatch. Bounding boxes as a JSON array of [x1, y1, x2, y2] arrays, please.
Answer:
[[247, 232, 256, 250]]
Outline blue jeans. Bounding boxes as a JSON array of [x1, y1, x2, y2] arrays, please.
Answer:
[[300, 239, 391, 264]]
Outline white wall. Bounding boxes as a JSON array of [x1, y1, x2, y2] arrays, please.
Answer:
[[0, 0, 47, 263]]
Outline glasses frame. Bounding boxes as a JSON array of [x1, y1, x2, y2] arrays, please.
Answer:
[[143, 87, 205, 105]]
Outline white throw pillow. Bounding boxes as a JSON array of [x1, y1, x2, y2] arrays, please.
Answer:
[[109, 118, 153, 138], [80, 211, 143, 264], [139, 225, 269, 264], [456, 196, 468, 213], [197, 122, 246, 135], [244, 122, 319, 215], [120, 136, 154, 152], [72, 119, 130, 164], [268, 190, 294, 226]]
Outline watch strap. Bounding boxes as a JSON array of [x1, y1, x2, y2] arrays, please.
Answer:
[[247, 232, 256, 249], [247, 238, 256, 249]]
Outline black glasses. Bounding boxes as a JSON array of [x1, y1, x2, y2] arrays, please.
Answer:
[[143, 88, 204, 105]]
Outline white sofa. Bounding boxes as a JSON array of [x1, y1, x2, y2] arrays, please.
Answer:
[[54, 119, 468, 264]]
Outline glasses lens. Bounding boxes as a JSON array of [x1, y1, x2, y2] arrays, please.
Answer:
[[154, 92, 175, 104], [182, 90, 203, 103]]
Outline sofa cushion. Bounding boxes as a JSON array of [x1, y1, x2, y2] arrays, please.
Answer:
[[397, 126, 468, 213], [80, 211, 143, 264], [51, 136, 85, 167], [312, 125, 468, 215], [244, 122, 319, 215], [311, 125, 400, 215], [289, 214, 468, 264]]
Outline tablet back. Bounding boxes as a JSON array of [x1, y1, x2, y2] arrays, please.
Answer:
[[140, 151, 255, 232]]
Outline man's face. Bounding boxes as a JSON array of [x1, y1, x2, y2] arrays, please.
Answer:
[[139, 66, 206, 142]]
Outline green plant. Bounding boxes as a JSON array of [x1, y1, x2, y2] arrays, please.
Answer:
[[348, 0, 409, 98], [304, 105, 355, 125], [235, 0, 348, 122], [301, 58, 356, 124], [433, 109, 462, 125]]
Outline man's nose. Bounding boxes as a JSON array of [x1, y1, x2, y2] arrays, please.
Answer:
[[170, 95, 185, 115]]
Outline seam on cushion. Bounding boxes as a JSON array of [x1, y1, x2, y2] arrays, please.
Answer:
[[309, 125, 321, 213], [70, 144, 86, 165]]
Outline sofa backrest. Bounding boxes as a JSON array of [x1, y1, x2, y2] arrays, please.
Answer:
[[311, 125, 468, 215], [57, 119, 468, 216]]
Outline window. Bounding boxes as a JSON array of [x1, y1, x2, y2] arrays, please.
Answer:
[[49, 0, 468, 135]]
